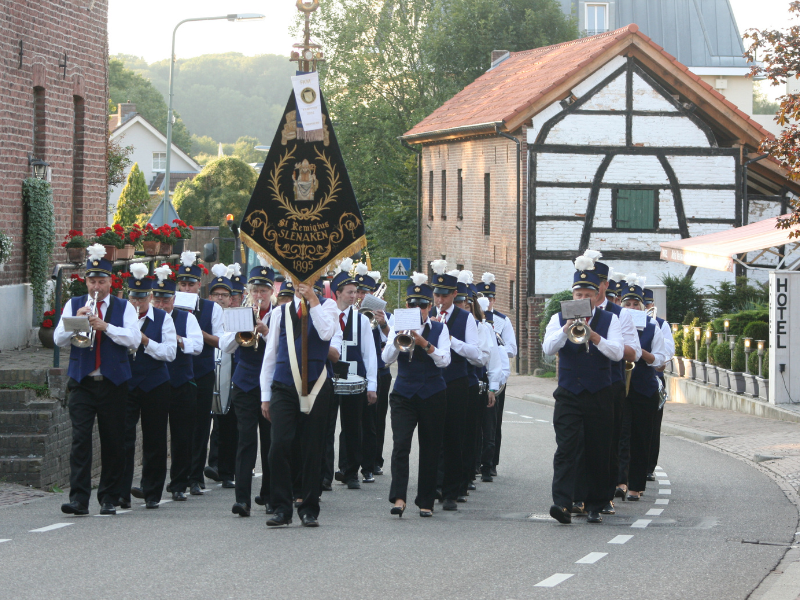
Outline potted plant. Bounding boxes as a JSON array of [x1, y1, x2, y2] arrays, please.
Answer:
[[755, 349, 769, 401], [141, 224, 162, 256], [61, 229, 89, 263], [93, 226, 125, 261], [0, 229, 11, 272], [119, 224, 143, 259], [157, 224, 175, 255], [38, 309, 56, 349], [171, 219, 193, 254]]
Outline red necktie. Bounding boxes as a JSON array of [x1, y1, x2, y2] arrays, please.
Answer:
[[94, 301, 104, 370], [296, 301, 303, 318], [339, 312, 346, 331]]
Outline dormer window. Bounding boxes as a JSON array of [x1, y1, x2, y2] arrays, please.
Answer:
[[153, 151, 166, 171]]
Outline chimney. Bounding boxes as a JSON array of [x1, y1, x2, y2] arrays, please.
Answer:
[[489, 50, 510, 71], [118, 101, 137, 124]]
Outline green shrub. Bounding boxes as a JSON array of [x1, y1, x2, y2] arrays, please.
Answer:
[[732, 336, 747, 372], [710, 309, 768, 336], [708, 339, 719, 365], [764, 349, 770, 375], [539, 290, 573, 344], [713, 340, 732, 369], [681, 317, 701, 359], [707, 276, 768, 317], [748, 351, 762, 376], [661, 273, 706, 323], [673, 327, 684, 357], [734, 321, 769, 373]]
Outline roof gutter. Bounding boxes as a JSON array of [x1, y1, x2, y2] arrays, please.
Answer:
[[400, 121, 504, 144]]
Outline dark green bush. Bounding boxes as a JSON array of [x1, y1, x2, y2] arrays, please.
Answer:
[[681, 318, 701, 359], [733, 321, 769, 373], [673, 327, 684, 357], [713, 340, 732, 369], [710, 309, 768, 336], [707, 276, 768, 317], [661, 273, 706, 324], [539, 290, 573, 344], [708, 339, 719, 365], [732, 336, 747, 372]]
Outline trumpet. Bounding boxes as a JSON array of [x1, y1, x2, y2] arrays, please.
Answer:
[[431, 303, 444, 322], [71, 291, 99, 349], [236, 298, 262, 349], [625, 360, 635, 395], [646, 305, 657, 319], [358, 282, 387, 328], [566, 317, 592, 353]]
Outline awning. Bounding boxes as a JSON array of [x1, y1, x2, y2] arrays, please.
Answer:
[[659, 214, 800, 272]]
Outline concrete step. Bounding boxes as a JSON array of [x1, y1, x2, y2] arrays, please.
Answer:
[[0, 456, 44, 485], [0, 433, 47, 457], [0, 389, 57, 411], [0, 410, 53, 434]]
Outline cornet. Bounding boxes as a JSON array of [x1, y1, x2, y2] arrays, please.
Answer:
[[566, 317, 592, 353], [646, 305, 657, 319], [431, 304, 444, 322], [358, 282, 387, 329], [71, 291, 99, 350], [236, 297, 262, 349]]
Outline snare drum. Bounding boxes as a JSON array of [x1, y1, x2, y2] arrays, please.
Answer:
[[333, 374, 367, 395]]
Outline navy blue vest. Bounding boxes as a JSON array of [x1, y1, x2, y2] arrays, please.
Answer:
[[232, 306, 270, 393], [630, 320, 659, 398], [393, 322, 446, 399], [128, 308, 171, 392], [443, 306, 469, 384], [602, 301, 626, 384], [340, 307, 367, 378], [167, 309, 194, 387], [67, 295, 132, 386], [557, 310, 614, 395], [274, 301, 330, 388], [193, 298, 216, 378]]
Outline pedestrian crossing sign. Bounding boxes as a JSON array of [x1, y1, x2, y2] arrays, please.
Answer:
[[388, 257, 412, 280]]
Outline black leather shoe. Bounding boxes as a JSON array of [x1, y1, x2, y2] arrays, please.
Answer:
[[481, 474, 494, 483], [600, 501, 615, 515], [442, 499, 458, 511], [374, 465, 383, 475], [165, 483, 172, 493], [145, 500, 159, 509], [100, 502, 117, 515], [646, 472, 656, 482], [301, 514, 319, 527], [490, 467, 497, 477], [130, 487, 145, 500], [467, 482, 476, 491], [549, 504, 571, 524], [267, 513, 292, 526], [190, 483, 203, 496], [172, 491, 187, 502], [587, 511, 603, 523], [222, 480, 235, 488], [570, 502, 587, 516], [435, 488, 443, 501], [294, 498, 303, 508], [61, 501, 89, 516], [456, 495, 467, 503], [265, 503, 275, 515], [321, 479, 332, 491], [204, 466, 221, 482], [254, 495, 266, 506], [362, 472, 375, 483], [232, 502, 250, 517], [334, 470, 346, 483], [118, 498, 131, 509], [347, 479, 361, 489]]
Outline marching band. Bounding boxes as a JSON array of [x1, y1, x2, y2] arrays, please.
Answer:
[[54, 244, 673, 527]]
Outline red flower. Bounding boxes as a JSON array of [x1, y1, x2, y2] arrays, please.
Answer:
[[189, 225, 194, 230], [42, 319, 53, 328], [44, 310, 55, 317], [119, 272, 131, 278], [113, 224, 124, 232], [199, 264, 209, 275], [61, 241, 67, 247], [175, 231, 182, 238]]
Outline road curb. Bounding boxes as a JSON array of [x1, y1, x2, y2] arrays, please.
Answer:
[[520, 393, 555, 408], [659, 422, 728, 443]]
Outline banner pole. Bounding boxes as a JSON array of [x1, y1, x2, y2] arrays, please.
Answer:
[[301, 297, 309, 396]]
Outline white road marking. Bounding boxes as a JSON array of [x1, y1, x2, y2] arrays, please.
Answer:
[[655, 499, 669, 505], [536, 419, 549, 423], [505, 411, 518, 415], [659, 489, 671, 495], [646, 509, 664, 516], [29, 523, 73, 533], [0, 539, 10, 543], [93, 510, 131, 517], [520, 415, 533, 419], [631, 519, 651, 528], [659, 480, 671, 485], [534, 573, 574, 587], [608, 535, 633, 544], [656, 472, 668, 478], [655, 466, 664, 471], [576, 552, 607, 564], [139, 499, 173, 507]]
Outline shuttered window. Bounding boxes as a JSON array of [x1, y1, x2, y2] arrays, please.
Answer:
[[614, 189, 657, 230]]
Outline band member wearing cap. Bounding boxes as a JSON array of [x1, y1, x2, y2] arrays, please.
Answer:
[[276, 278, 295, 305], [430, 260, 481, 511], [479, 272, 517, 476], [228, 263, 245, 307], [121, 265, 177, 510], [542, 257, 624, 524], [175, 252, 225, 496], [618, 278, 667, 500], [383, 273, 451, 518], [260, 279, 341, 527], [221, 265, 275, 517], [151, 265, 204, 501], [53, 244, 142, 516]]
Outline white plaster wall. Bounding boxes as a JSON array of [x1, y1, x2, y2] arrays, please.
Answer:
[[658, 190, 680, 229], [535, 187, 590, 216], [680, 189, 736, 219], [749, 199, 784, 221], [667, 155, 736, 185], [536, 153, 605, 183], [571, 56, 627, 98], [589, 231, 680, 252], [593, 189, 613, 227], [631, 116, 709, 147], [580, 73, 626, 111], [0, 284, 34, 350], [530, 101, 565, 143], [546, 114, 626, 146], [631, 73, 678, 112], [603, 155, 669, 185], [536, 221, 585, 250], [686, 222, 735, 237]]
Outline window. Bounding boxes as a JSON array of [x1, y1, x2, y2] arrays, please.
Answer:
[[428, 171, 434, 220], [457, 169, 463, 220], [441, 170, 447, 219], [483, 173, 491, 235], [614, 189, 658, 230], [153, 151, 167, 171], [586, 3, 608, 35]]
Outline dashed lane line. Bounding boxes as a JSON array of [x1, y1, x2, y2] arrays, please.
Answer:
[[139, 500, 173, 507], [505, 411, 518, 415], [29, 523, 73, 533], [631, 519, 652, 528], [658, 480, 671, 486], [534, 574, 574, 587], [94, 510, 131, 517], [656, 472, 668, 478], [520, 415, 533, 419], [655, 499, 669, 505], [608, 535, 633, 544], [659, 489, 672, 495], [646, 509, 664, 516], [0, 539, 10, 543], [576, 552, 607, 564], [536, 419, 549, 423]]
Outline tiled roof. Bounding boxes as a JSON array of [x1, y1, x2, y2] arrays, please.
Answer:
[[149, 172, 198, 194], [403, 24, 771, 142]]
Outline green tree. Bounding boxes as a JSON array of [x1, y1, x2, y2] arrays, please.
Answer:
[[109, 57, 192, 154], [173, 156, 258, 226], [114, 163, 151, 225], [226, 136, 264, 164], [706, 276, 768, 317], [191, 134, 219, 157], [661, 273, 706, 323]]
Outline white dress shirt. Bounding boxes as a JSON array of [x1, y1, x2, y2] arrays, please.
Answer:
[[337, 307, 378, 392], [194, 296, 225, 338], [493, 313, 518, 358], [475, 321, 493, 368], [382, 319, 452, 368], [438, 305, 481, 364], [259, 296, 340, 404], [659, 319, 675, 360], [600, 298, 642, 361], [171, 309, 204, 356], [542, 308, 624, 362], [482, 322, 507, 390], [646, 320, 668, 369], [137, 305, 177, 362]]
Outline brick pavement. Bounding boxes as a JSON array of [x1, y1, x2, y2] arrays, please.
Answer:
[[0, 482, 49, 508]]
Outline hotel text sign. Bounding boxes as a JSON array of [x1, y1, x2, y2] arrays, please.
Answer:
[[769, 272, 800, 404]]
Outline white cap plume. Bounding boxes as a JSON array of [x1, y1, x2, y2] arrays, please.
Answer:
[[368, 270, 381, 282], [481, 272, 495, 284], [583, 249, 602, 262], [336, 257, 354, 274], [180, 251, 196, 268], [411, 272, 427, 286], [130, 263, 149, 280], [226, 263, 241, 278], [87, 244, 106, 262], [355, 262, 369, 276], [574, 255, 594, 271], [477, 297, 490, 311], [431, 259, 448, 275], [211, 263, 228, 278], [155, 264, 172, 283]]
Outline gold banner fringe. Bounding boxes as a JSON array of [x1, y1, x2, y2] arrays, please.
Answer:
[[297, 127, 325, 142]]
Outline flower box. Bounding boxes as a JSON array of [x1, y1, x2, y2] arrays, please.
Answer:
[[66, 247, 86, 264], [159, 243, 173, 256], [691, 360, 706, 383], [728, 371, 746, 394], [172, 239, 186, 254], [706, 365, 720, 387], [756, 377, 769, 401], [682, 357, 695, 380], [742, 373, 759, 398], [672, 356, 685, 377], [103, 245, 118, 262], [117, 245, 135, 260], [143, 241, 160, 256]]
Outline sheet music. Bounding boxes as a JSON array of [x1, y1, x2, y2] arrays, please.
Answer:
[[359, 293, 387, 311], [174, 292, 198, 311], [61, 316, 91, 332], [393, 308, 422, 332], [628, 309, 648, 330], [223, 307, 255, 333], [560, 299, 593, 320]]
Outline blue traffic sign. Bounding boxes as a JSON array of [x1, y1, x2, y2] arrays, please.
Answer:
[[388, 257, 412, 280]]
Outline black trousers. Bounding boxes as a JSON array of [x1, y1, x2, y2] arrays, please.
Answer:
[[441, 376, 468, 501], [230, 384, 270, 506], [168, 381, 196, 493], [388, 390, 446, 510], [617, 399, 632, 485], [335, 391, 364, 482], [322, 392, 340, 484], [625, 390, 659, 492], [493, 386, 507, 466], [459, 384, 480, 495], [189, 371, 214, 485], [374, 372, 392, 468], [217, 403, 238, 481], [122, 382, 171, 503], [67, 378, 128, 507], [337, 391, 377, 476], [479, 388, 497, 473], [648, 406, 664, 473], [269, 379, 332, 519], [551, 385, 613, 512]]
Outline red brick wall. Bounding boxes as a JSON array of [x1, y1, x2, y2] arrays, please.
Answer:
[[420, 129, 534, 372], [0, 1, 109, 286]]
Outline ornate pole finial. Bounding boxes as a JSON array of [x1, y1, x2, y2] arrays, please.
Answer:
[[290, 0, 325, 73]]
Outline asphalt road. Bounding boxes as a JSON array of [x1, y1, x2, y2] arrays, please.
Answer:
[[0, 395, 796, 599]]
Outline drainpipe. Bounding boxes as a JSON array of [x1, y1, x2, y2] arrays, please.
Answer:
[[401, 139, 422, 272], [742, 153, 769, 226], [495, 124, 521, 374]]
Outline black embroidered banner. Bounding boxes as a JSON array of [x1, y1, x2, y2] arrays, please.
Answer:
[[240, 90, 366, 285]]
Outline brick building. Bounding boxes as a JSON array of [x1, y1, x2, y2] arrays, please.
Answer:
[[401, 25, 799, 373], [0, 1, 109, 349]]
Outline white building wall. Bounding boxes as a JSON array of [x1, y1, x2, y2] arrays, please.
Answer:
[[0, 284, 34, 350], [580, 73, 626, 111], [536, 153, 604, 182], [631, 116, 709, 146], [536, 187, 590, 216], [667, 155, 736, 185], [680, 189, 736, 220], [536, 221, 585, 250], [603, 155, 669, 184], [631, 73, 679, 112], [546, 114, 626, 145]]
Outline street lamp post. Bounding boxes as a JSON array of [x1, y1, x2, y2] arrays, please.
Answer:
[[704, 328, 712, 364], [756, 340, 765, 377], [693, 326, 701, 362], [743, 338, 752, 374], [729, 335, 737, 370], [161, 13, 265, 226]]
